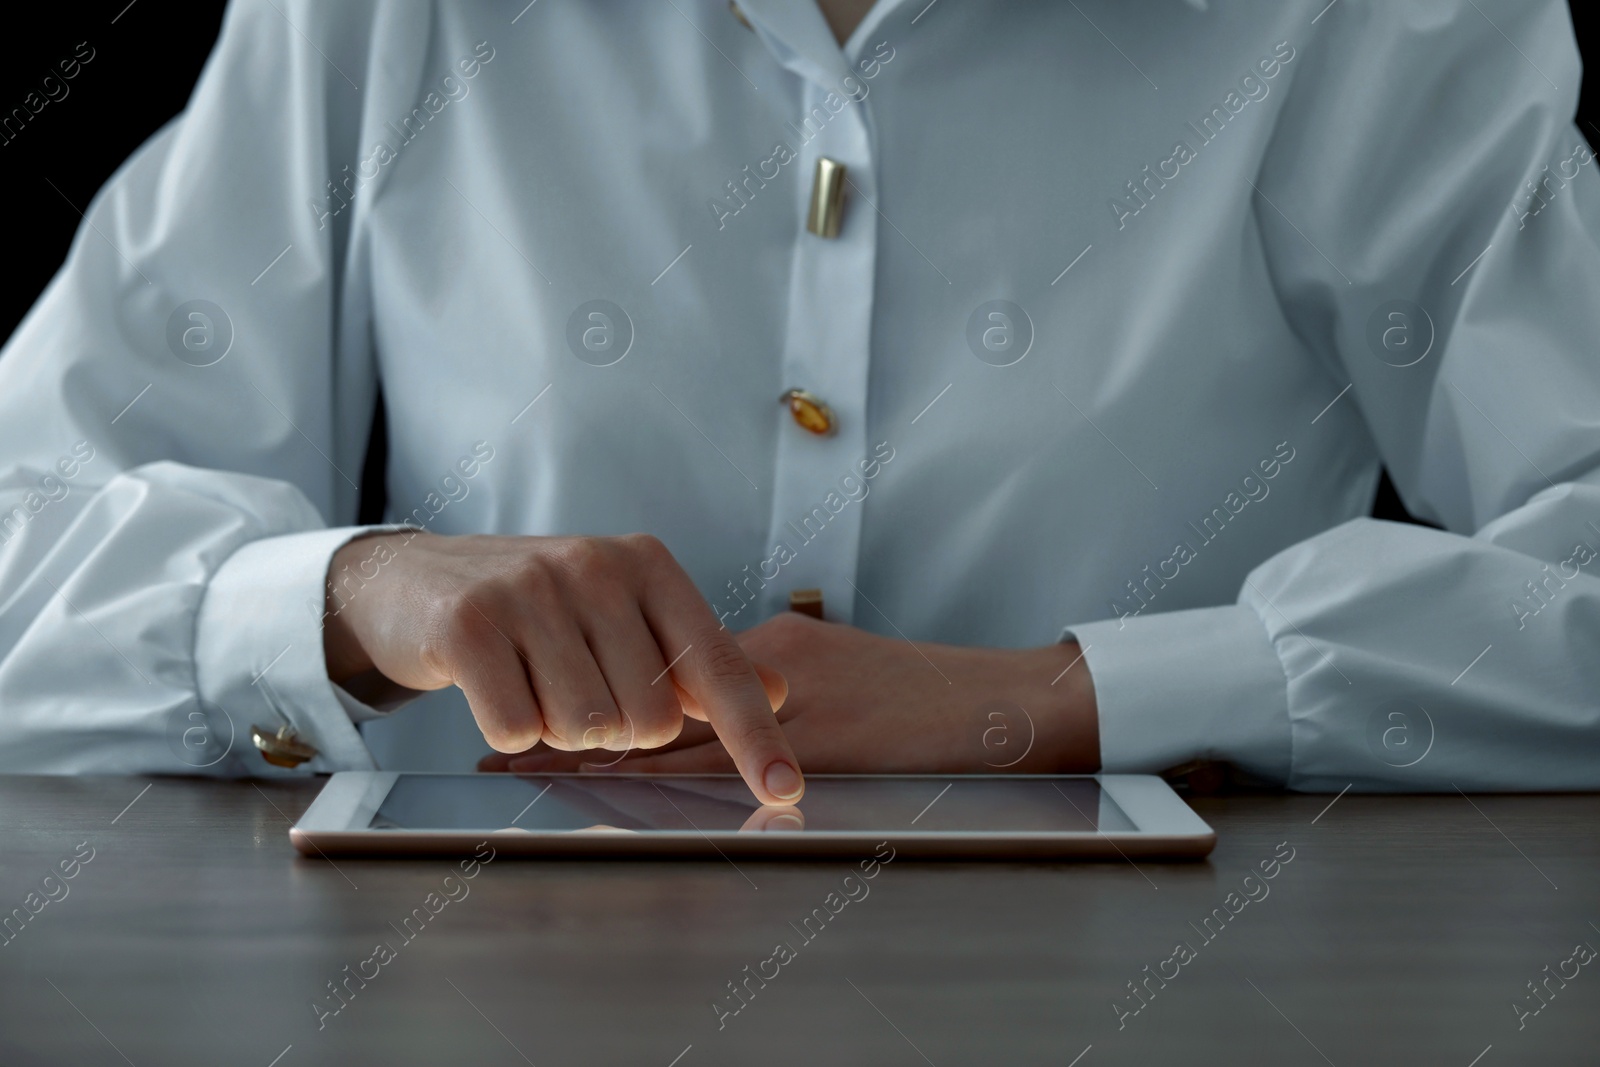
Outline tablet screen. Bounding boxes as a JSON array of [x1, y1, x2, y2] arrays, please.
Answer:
[[368, 775, 1136, 834]]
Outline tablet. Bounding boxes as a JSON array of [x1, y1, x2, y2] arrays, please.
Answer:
[[291, 773, 1215, 860]]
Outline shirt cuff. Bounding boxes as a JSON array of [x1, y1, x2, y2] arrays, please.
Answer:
[[194, 526, 394, 774], [1062, 604, 1292, 784]]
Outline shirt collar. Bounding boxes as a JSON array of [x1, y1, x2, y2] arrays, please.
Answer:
[[735, 0, 915, 88], [736, 0, 1208, 89]]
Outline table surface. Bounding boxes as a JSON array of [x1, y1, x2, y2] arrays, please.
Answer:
[[1, 776, 1596, 1067]]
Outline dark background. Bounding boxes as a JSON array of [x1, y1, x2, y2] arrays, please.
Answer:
[[1, 1, 1594, 526]]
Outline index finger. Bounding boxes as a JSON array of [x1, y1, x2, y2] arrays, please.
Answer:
[[639, 566, 804, 806]]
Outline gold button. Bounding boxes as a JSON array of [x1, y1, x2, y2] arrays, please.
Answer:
[[789, 589, 825, 619], [780, 389, 835, 435], [728, 1, 754, 30], [806, 158, 846, 238], [251, 723, 318, 768]]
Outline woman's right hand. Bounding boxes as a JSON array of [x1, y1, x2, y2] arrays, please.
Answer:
[[321, 531, 803, 805]]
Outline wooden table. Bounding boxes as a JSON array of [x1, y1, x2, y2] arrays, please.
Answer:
[[1, 776, 1596, 1066]]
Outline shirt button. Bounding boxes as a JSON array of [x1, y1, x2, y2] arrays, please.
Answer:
[[728, 1, 754, 30], [806, 158, 847, 238], [781, 389, 835, 435]]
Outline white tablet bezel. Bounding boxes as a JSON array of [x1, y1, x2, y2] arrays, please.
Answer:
[[292, 772, 1215, 860]]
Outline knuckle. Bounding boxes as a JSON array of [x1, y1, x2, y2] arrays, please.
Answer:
[[719, 714, 771, 755], [548, 697, 620, 750], [534, 719, 577, 750], [510, 556, 560, 601], [464, 685, 542, 753], [695, 634, 755, 688], [629, 534, 697, 598], [763, 610, 812, 644], [579, 573, 635, 619], [555, 538, 616, 586], [479, 725, 512, 751], [620, 532, 669, 561], [624, 694, 683, 749], [479, 720, 535, 754], [421, 593, 491, 672], [583, 705, 621, 748], [632, 716, 683, 751]]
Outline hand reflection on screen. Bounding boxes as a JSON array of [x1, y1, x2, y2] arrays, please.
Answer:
[[378, 775, 1117, 834], [502, 811, 799, 834], [740, 805, 806, 832]]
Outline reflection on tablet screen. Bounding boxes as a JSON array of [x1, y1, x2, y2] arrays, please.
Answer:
[[369, 776, 1134, 834]]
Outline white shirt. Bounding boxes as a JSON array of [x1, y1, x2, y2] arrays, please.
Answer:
[[1, 0, 1596, 790]]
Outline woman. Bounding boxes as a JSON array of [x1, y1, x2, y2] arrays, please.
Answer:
[[1, 0, 1596, 798]]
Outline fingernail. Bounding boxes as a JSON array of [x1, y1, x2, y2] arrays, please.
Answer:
[[763, 760, 804, 801], [768, 813, 803, 830]]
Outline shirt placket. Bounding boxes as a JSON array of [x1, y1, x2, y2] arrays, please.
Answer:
[[735, 1, 879, 628]]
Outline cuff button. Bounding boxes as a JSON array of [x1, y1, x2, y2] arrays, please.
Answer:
[[251, 724, 318, 768]]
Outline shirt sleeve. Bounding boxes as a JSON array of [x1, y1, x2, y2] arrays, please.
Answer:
[[1067, 0, 1600, 792], [0, 0, 432, 776]]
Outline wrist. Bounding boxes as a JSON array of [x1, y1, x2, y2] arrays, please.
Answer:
[[1014, 640, 1100, 773], [322, 532, 402, 683]]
